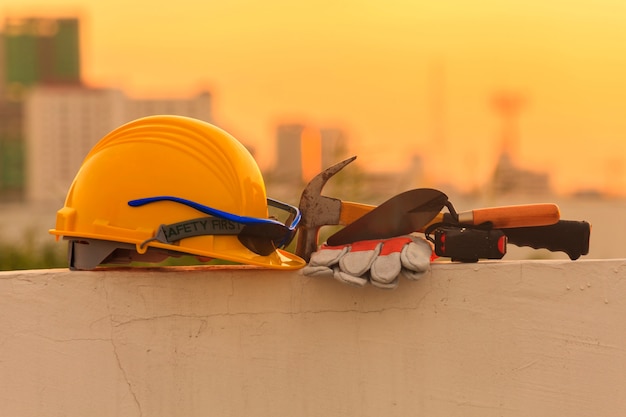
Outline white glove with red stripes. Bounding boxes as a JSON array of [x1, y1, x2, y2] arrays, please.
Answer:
[[302, 235, 432, 289]]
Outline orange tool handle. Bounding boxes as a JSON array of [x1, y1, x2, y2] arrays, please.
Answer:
[[426, 203, 561, 229], [341, 202, 560, 229], [338, 201, 375, 225]]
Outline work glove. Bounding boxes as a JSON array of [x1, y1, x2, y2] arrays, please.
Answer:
[[302, 235, 432, 289]]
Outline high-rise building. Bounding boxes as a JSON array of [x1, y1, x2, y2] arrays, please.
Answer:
[[3, 17, 81, 97], [0, 100, 24, 201], [0, 27, 24, 200], [24, 85, 213, 203], [274, 124, 305, 181], [0, 30, 5, 99], [1, 16, 216, 203], [126, 91, 213, 123], [0, 16, 82, 201]]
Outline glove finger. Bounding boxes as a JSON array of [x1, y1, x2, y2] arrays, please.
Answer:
[[370, 250, 402, 284], [301, 265, 334, 277], [339, 240, 382, 276], [370, 237, 414, 284], [400, 237, 432, 273], [371, 277, 399, 290], [308, 245, 349, 267], [400, 268, 428, 281], [333, 268, 369, 287]]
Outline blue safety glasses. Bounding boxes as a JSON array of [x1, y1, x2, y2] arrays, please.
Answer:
[[128, 196, 300, 256]]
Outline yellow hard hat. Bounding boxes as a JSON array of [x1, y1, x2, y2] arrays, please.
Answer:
[[49, 115, 305, 270]]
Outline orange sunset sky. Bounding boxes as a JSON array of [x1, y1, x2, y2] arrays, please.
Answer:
[[4, 0, 626, 195]]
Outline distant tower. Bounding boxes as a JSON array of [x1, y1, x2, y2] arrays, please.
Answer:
[[490, 91, 551, 196], [491, 91, 525, 159]]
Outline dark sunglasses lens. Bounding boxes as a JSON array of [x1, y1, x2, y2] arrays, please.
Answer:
[[263, 223, 297, 249], [279, 229, 297, 248], [237, 235, 277, 256], [238, 223, 288, 255]]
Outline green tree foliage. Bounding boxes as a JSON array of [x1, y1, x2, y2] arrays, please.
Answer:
[[0, 233, 68, 271]]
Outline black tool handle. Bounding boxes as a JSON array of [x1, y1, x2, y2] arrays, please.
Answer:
[[503, 220, 591, 260]]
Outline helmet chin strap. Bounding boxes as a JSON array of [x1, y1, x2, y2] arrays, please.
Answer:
[[137, 215, 289, 257], [139, 216, 246, 249]]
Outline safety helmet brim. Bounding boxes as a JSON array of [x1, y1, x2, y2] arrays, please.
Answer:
[[52, 231, 306, 270]]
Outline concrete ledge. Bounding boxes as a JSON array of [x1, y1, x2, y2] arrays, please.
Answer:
[[2, 259, 626, 417]]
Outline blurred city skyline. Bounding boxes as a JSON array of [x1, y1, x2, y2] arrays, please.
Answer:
[[2, 1, 626, 196]]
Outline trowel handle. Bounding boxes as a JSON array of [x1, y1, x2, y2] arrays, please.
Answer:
[[457, 203, 560, 228]]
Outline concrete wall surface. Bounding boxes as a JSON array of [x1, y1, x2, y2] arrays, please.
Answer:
[[2, 259, 626, 417]]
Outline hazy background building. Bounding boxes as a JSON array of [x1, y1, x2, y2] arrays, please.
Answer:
[[126, 91, 212, 122], [0, 16, 213, 204], [273, 123, 348, 182], [0, 29, 5, 99], [0, 16, 82, 203], [0, 100, 23, 201], [3, 17, 81, 95], [273, 123, 305, 181], [24, 85, 213, 203]]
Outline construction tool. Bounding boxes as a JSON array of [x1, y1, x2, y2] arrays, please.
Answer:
[[296, 157, 446, 262], [297, 157, 562, 261], [326, 188, 560, 246], [426, 219, 591, 261]]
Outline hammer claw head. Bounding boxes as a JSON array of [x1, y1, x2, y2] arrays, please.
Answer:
[[312, 155, 356, 188], [296, 156, 357, 261], [299, 157, 356, 205]]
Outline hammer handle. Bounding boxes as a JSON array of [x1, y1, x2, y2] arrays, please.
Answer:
[[338, 201, 376, 225], [295, 201, 375, 261]]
